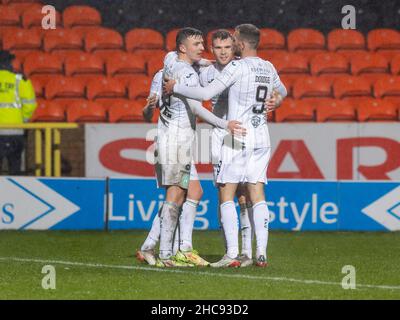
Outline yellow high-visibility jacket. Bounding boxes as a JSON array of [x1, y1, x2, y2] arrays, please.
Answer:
[[0, 69, 37, 125]]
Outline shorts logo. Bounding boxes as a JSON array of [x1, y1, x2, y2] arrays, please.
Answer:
[[251, 116, 261, 128], [180, 172, 190, 189], [185, 164, 191, 171]]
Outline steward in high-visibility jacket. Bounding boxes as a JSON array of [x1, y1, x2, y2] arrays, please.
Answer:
[[0, 50, 37, 175]]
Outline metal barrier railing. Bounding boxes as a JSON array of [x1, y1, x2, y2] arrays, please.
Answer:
[[0, 123, 79, 177]]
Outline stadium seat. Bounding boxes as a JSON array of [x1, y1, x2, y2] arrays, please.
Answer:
[[350, 52, 389, 85], [357, 98, 398, 121], [45, 77, 86, 100], [391, 55, 400, 75], [128, 75, 152, 100], [292, 76, 332, 99], [367, 29, 400, 60], [63, 5, 102, 28], [275, 98, 315, 122], [31, 100, 66, 122], [43, 29, 83, 53], [259, 28, 285, 50], [105, 53, 146, 77], [86, 77, 126, 101], [30, 75, 47, 98], [310, 52, 349, 76], [133, 49, 167, 62], [327, 29, 366, 53], [315, 99, 356, 122], [7, 2, 42, 15], [67, 100, 107, 122], [269, 52, 309, 74], [333, 76, 372, 99], [374, 76, 400, 98], [65, 52, 104, 77], [125, 28, 164, 51], [287, 28, 326, 58], [12, 56, 22, 72], [2, 28, 41, 51], [147, 54, 164, 77], [108, 100, 144, 122], [23, 53, 63, 76], [166, 28, 180, 51], [85, 28, 124, 52], [0, 5, 20, 26], [22, 6, 62, 28], [258, 49, 287, 62]]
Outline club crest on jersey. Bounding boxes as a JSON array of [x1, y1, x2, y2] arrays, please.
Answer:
[[251, 115, 261, 128]]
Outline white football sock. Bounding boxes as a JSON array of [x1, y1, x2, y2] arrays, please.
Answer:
[[141, 211, 161, 251], [240, 203, 253, 259], [179, 198, 199, 251], [159, 202, 180, 260], [252, 201, 269, 259], [220, 201, 239, 259]]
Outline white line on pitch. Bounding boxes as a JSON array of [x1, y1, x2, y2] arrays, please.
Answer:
[[0, 256, 399, 291]]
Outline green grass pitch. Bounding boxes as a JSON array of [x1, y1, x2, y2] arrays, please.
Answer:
[[0, 230, 399, 299]]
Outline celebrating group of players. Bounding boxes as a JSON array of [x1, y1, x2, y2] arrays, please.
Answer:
[[136, 24, 287, 268]]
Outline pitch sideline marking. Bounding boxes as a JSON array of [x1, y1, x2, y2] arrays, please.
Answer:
[[0, 256, 399, 291]]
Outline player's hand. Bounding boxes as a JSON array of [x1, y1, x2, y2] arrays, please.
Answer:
[[146, 94, 158, 109], [198, 58, 215, 67], [264, 90, 283, 114], [227, 120, 246, 136], [163, 78, 176, 96]]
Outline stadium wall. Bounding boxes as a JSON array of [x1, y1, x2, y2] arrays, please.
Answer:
[[0, 177, 399, 231]]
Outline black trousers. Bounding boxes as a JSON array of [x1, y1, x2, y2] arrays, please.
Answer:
[[0, 135, 25, 175]]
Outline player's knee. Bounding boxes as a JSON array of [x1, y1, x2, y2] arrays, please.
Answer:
[[187, 182, 203, 201]]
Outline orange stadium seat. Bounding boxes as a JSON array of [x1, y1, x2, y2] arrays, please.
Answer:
[[105, 53, 146, 77], [391, 55, 400, 75], [128, 75, 152, 100], [292, 76, 332, 99], [315, 99, 356, 122], [11, 55, 22, 72], [108, 100, 144, 123], [22, 6, 62, 28], [374, 76, 400, 98], [31, 74, 63, 94], [85, 28, 124, 52], [333, 76, 372, 100], [45, 77, 86, 100], [31, 100, 66, 122], [275, 98, 315, 122], [2, 28, 41, 51], [67, 100, 107, 122], [259, 28, 285, 50], [310, 52, 349, 76], [357, 98, 398, 121], [0, 5, 20, 26], [327, 29, 366, 54], [65, 52, 104, 77], [23, 53, 63, 76], [166, 28, 180, 51], [7, 2, 42, 15], [86, 77, 126, 101], [63, 5, 101, 28], [147, 54, 164, 77], [125, 28, 164, 52], [258, 49, 286, 62], [287, 28, 326, 58], [92, 49, 125, 62], [270, 52, 309, 74], [133, 49, 167, 62], [367, 29, 400, 60], [350, 52, 389, 85], [43, 29, 83, 53]]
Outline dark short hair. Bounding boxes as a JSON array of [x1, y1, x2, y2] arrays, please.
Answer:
[[176, 27, 203, 52], [235, 24, 260, 49], [0, 50, 15, 62], [211, 29, 233, 46]]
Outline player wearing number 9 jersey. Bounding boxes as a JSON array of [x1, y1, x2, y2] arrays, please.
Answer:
[[166, 24, 287, 267]]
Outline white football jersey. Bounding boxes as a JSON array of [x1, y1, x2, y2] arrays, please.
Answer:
[[199, 64, 229, 121], [150, 69, 163, 99], [158, 54, 199, 133], [216, 57, 282, 148]]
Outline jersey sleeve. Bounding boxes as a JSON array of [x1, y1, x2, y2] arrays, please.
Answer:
[[269, 62, 287, 97], [214, 60, 241, 88], [150, 70, 163, 96], [19, 77, 37, 122]]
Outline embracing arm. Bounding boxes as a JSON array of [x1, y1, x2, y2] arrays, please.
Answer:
[[173, 79, 227, 101]]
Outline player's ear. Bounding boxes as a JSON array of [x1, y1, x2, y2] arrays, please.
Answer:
[[179, 43, 187, 54]]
